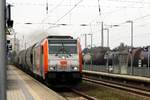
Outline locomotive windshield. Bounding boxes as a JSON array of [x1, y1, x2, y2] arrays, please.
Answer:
[[48, 40, 77, 54]]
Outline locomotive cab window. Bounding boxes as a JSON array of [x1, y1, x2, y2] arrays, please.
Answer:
[[48, 40, 77, 54]]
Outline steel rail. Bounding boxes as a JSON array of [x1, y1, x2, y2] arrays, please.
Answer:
[[83, 77, 150, 97], [70, 88, 98, 100]]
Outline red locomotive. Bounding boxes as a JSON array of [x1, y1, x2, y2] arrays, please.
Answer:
[[15, 35, 82, 86]]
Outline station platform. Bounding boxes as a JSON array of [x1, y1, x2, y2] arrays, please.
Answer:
[[7, 65, 65, 100], [83, 70, 150, 83]]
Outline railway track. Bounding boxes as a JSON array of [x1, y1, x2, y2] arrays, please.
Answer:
[[83, 77, 150, 97], [35, 70, 149, 99], [55, 88, 98, 100], [43, 81, 98, 100]]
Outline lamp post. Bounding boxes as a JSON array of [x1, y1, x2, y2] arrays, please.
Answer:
[[103, 28, 109, 48], [126, 20, 133, 48], [80, 34, 87, 49], [88, 34, 93, 49], [112, 21, 134, 75], [96, 21, 104, 47], [101, 22, 104, 47], [14, 32, 16, 52], [148, 53, 150, 77], [103, 28, 110, 72], [80, 33, 93, 70], [85, 34, 87, 48], [126, 20, 133, 75], [88, 34, 93, 70], [80, 24, 89, 49]]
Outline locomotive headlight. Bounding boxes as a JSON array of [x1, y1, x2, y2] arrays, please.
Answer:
[[73, 66, 78, 71], [49, 66, 56, 71], [50, 67, 54, 70], [61, 56, 65, 59], [74, 67, 78, 70]]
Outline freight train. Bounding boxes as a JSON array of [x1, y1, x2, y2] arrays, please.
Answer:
[[82, 47, 109, 65], [128, 47, 150, 67], [14, 35, 83, 86], [83, 46, 150, 67]]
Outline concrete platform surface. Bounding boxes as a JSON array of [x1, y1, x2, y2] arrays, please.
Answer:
[[7, 65, 65, 100], [83, 70, 150, 83]]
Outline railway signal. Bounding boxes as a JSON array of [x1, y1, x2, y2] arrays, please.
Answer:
[[6, 4, 13, 28]]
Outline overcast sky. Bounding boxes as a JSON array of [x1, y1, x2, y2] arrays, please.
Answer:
[[6, 0, 150, 49]]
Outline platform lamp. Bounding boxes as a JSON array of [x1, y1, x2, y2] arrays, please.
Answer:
[[88, 34, 93, 70], [126, 20, 133, 75], [103, 28, 109, 72]]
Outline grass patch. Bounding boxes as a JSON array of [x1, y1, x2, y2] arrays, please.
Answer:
[[76, 81, 150, 100]]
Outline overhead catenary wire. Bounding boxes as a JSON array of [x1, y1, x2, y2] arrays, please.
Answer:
[[10, 0, 150, 32], [48, 0, 65, 14], [8, 0, 150, 6], [111, 13, 150, 27], [88, 6, 128, 25], [8, 2, 47, 6], [8, 2, 150, 8], [46, 0, 84, 30], [41, 0, 65, 23], [87, 0, 150, 25], [106, 0, 150, 5], [138, 22, 150, 27], [133, 14, 150, 21], [54, 0, 84, 24]]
